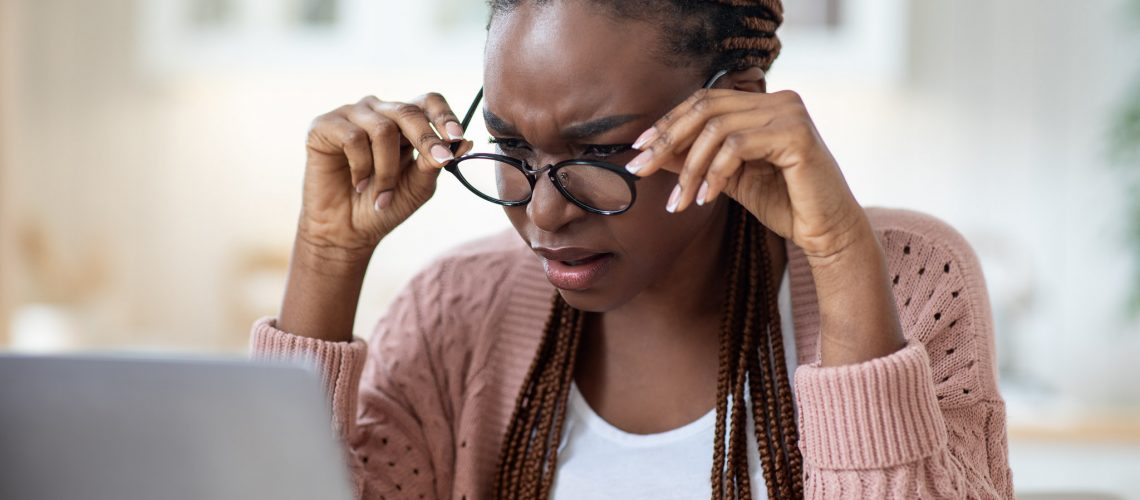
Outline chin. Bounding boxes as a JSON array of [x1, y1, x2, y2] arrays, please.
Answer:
[[554, 284, 635, 313]]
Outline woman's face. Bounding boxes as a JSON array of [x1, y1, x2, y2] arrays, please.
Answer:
[[485, 1, 729, 312]]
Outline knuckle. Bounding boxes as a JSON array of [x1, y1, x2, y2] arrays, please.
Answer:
[[370, 119, 397, 139], [358, 95, 381, 107], [776, 89, 803, 104], [722, 132, 746, 153], [417, 131, 441, 147], [708, 163, 735, 181], [343, 127, 368, 147], [691, 95, 712, 114], [394, 102, 424, 120], [307, 113, 331, 135], [680, 165, 702, 184], [705, 116, 726, 135]]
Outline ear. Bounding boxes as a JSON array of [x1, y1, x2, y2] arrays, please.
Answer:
[[721, 66, 767, 93]]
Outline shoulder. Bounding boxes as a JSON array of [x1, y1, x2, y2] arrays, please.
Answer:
[[865, 207, 1000, 404], [402, 229, 539, 307], [864, 208, 988, 322], [368, 229, 541, 388], [865, 207, 979, 264], [388, 228, 534, 328]]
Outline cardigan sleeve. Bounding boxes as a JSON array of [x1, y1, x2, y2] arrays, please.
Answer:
[[250, 252, 501, 500], [793, 209, 1014, 499]]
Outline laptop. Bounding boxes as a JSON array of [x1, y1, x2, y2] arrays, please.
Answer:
[[0, 354, 354, 500]]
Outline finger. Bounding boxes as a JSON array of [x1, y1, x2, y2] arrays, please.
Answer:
[[700, 127, 790, 205], [674, 111, 773, 211], [626, 89, 747, 178], [451, 138, 475, 157], [343, 100, 403, 201], [320, 110, 375, 194], [413, 92, 465, 143], [368, 99, 455, 169]]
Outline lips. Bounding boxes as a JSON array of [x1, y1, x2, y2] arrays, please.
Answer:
[[533, 246, 614, 291]]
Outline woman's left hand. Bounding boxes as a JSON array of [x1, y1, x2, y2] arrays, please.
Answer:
[[625, 88, 870, 263], [626, 87, 907, 366]]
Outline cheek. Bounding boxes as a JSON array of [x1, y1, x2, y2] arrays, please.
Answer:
[[608, 173, 713, 270], [504, 205, 530, 242], [635, 171, 680, 208]]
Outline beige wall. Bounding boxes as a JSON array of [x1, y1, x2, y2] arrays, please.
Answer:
[[0, 0, 502, 351], [1, 0, 1138, 378], [0, 0, 19, 346]]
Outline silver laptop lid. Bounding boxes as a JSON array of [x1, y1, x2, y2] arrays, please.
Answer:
[[0, 354, 354, 500]]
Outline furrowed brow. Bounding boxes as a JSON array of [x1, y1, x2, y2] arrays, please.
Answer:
[[483, 109, 518, 135], [563, 115, 641, 141], [483, 110, 642, 141]]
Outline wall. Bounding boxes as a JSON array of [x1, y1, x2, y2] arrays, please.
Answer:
[[2, 0, 1138, 404]]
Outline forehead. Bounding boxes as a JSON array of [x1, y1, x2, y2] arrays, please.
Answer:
[[483, 1, 699, 135]]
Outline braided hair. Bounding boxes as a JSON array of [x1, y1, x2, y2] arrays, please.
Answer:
[[488, 1, 801, 498]]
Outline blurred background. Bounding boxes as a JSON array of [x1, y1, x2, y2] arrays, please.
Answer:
[[2, 0, 1139, 497]]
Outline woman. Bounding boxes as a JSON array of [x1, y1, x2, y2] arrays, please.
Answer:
[[253, 0, 1014, 498]]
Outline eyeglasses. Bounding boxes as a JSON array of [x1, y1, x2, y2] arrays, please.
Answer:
[[444, 69, 729, 216]]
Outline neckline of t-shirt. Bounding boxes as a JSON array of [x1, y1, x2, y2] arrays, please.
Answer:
[[563, 268, 791, 448], [566, 382, 720, 447]]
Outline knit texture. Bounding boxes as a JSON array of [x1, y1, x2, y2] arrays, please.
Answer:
[[250, 207, 1013, 499]]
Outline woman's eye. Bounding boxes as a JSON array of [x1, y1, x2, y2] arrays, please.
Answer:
[[489, 137, 529, 152], [583, 144, 634, 159]]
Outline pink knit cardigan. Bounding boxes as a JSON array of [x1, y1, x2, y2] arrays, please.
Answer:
[[251, 207, 1014, 499]]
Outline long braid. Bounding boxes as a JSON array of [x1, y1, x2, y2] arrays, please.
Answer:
[[730, 205, 759, 499], [749, 214, 790, 499], [739, 211, 773, 500], [538, 310, 584, 495], [495, 295, 585, 498], [712, 204, 746, 498], [757, 224, 805, 499]]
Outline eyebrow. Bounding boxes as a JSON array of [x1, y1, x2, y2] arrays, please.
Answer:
[[483, 109, 643, 141]]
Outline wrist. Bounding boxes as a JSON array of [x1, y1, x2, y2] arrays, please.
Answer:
[[803, 214, 879, 281], [278, 234, 374, 342], [292, 230, 375, 278], [805, 221, 906, 367]]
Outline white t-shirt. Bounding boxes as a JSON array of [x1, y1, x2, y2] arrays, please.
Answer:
[[550, 269, 796, 499]]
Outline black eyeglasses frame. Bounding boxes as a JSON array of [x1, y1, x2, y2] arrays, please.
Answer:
[[443, 69, 730, 216]]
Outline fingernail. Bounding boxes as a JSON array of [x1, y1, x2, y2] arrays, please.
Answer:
[[666, 184, 681, 213], [632, 127, 656, 150], [445, 121, 465, 141], [626, 150, 653, 174], [696, 181, 709, 206], [355, 177, 370, 194], [430, 144, 454, 164], [374, 190, 393, 212]]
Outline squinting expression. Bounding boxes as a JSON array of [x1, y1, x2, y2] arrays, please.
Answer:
[[485, 1, 731, 312]]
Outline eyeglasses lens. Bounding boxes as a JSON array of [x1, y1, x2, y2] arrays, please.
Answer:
[[555, 164, 632, 212], [453, 157, 531, 203]]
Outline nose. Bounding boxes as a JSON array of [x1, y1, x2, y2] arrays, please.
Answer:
[[527, 165, 587, 233]]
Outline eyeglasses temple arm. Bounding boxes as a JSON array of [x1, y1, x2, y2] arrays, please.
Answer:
[[450, 88, 484, 155], [703, 69, 730, 89]]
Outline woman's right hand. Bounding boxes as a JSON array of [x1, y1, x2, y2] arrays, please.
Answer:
[[279, 93, 471, 341], [298, 93, 472, 257]]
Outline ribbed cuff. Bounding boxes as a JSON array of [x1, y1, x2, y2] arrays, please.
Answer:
[[250, 316, 367, 437], [794, 340, 947, 469]]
